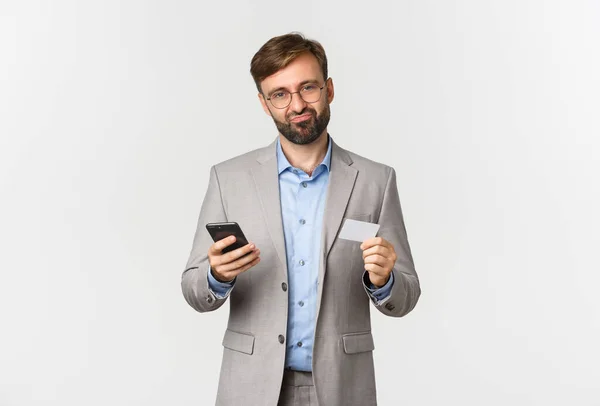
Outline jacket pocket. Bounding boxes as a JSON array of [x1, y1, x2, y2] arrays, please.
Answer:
[[343, 213, 372, 223], [222, 329, 255, 355], [342, 331, 375, 354]]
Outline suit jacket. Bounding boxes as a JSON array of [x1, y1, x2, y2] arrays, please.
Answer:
[[181, 136, 420, 406]]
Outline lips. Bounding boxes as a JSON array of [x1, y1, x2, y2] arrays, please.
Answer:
[[289, 113, 313, 123]]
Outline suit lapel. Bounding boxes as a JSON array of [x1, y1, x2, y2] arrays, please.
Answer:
[[316, 140, 358, 315], [250, 137, 358, 316], [251, 139, 288, 272], [321, 140, 358, 260]]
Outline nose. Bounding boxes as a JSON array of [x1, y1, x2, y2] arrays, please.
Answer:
[[288, 91, 307, 114]]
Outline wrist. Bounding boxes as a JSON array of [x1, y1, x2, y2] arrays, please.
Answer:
[[368, 273, 389, 289], [210, 268, 234, 283]]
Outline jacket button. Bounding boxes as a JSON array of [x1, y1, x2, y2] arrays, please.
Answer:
[[282, 282, 287, 291], [206, 296, 213, 303], [278, 334, 285, 344], [385, 303, 395, 311]]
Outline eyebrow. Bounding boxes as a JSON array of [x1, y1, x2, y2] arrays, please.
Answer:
[[267, 79, 321, 96]]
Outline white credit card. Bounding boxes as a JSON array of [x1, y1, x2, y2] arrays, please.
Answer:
[[338, 219, 380, 242]]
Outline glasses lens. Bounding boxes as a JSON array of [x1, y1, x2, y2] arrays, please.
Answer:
[[270, 91, 291, 109], [300, 84, 322, 103]]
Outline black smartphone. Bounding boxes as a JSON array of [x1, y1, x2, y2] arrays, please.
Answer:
[[205, 221, 250, 254]]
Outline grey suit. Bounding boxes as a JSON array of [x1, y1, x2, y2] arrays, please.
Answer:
[[182, 136, 420, 406]]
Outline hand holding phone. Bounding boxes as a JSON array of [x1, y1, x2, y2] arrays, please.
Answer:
[[205, 222, 261, 282]]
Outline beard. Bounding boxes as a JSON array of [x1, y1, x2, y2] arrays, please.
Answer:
[[272, 103, 331, 145]]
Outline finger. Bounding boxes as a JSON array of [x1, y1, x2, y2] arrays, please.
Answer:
[[364, 263, 386, 276], [209, 235, 237, 255], [235, 256, 261, 275], [360, 237, 389, 250], [221, 255, 261, 280], [219, 249, 261, 273], [362, 244, 390, 260], [222, 242, 257, 264], [363, 254, 390, 268], [359, 237, 377, 250]]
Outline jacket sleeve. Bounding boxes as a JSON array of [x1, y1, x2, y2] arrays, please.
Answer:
[[181, 165, 231, 313], [363, 167, 421, 317]]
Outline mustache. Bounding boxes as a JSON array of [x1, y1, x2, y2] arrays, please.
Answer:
[[287, 108, 316, 121]]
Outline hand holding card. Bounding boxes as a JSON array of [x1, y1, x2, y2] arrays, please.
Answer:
[[338, 218, 396, 289]]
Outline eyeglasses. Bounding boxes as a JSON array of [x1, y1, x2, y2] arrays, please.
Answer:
[[266, 81, 327, 109]]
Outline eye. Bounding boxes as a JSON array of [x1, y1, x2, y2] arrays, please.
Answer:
[[302, 84, 318, 91], [271, 91, 287, 99]]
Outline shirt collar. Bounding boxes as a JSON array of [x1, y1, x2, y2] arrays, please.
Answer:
[[276, 134, 332, 175]]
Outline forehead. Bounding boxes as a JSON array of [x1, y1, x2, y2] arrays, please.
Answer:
[[261, 52, 324, 94]]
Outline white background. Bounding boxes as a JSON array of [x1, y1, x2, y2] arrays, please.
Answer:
[[1, 1, 599, 405]]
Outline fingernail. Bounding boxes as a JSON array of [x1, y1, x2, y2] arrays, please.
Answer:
[[250, 244, 255, 249]]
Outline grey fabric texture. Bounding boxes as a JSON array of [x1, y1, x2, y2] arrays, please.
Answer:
[[181, 136, 420, 406]]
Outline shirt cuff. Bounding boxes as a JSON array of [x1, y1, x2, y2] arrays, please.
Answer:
[[363, 270, 394, 303], [207, 266, 236, 299]]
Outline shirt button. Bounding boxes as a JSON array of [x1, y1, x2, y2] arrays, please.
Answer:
[[282, 282, 288, 291], [301, 182, 307, 188], [297, 341, 303, 347], [299, 219, 306, 225], [299, 259, 305, 266], [292, 169, 298, 174], [278, 334, 285, 344], [298, 301, 304, 307]]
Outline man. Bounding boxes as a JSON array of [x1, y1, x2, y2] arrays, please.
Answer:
[[181, 32, 420, 406]]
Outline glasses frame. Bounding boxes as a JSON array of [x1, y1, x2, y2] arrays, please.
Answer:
[[265, 79, 329, 109]]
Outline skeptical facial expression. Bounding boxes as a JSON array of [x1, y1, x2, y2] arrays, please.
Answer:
[[259, 52, 334, 145]]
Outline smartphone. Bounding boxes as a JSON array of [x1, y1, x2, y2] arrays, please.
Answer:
[[205, 221, 250, 254]]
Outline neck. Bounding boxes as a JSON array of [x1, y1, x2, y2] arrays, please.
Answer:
[[279, 130, 328, 176]]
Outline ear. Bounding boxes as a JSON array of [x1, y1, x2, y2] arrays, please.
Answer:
[[258, 93, 272, 117], [326, 78, 335, 104]]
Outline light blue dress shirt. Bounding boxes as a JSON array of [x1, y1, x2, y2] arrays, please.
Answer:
[[207, 135, 394, 371]]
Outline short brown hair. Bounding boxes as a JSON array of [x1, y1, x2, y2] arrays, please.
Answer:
[[250, 32, 328, 93]]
